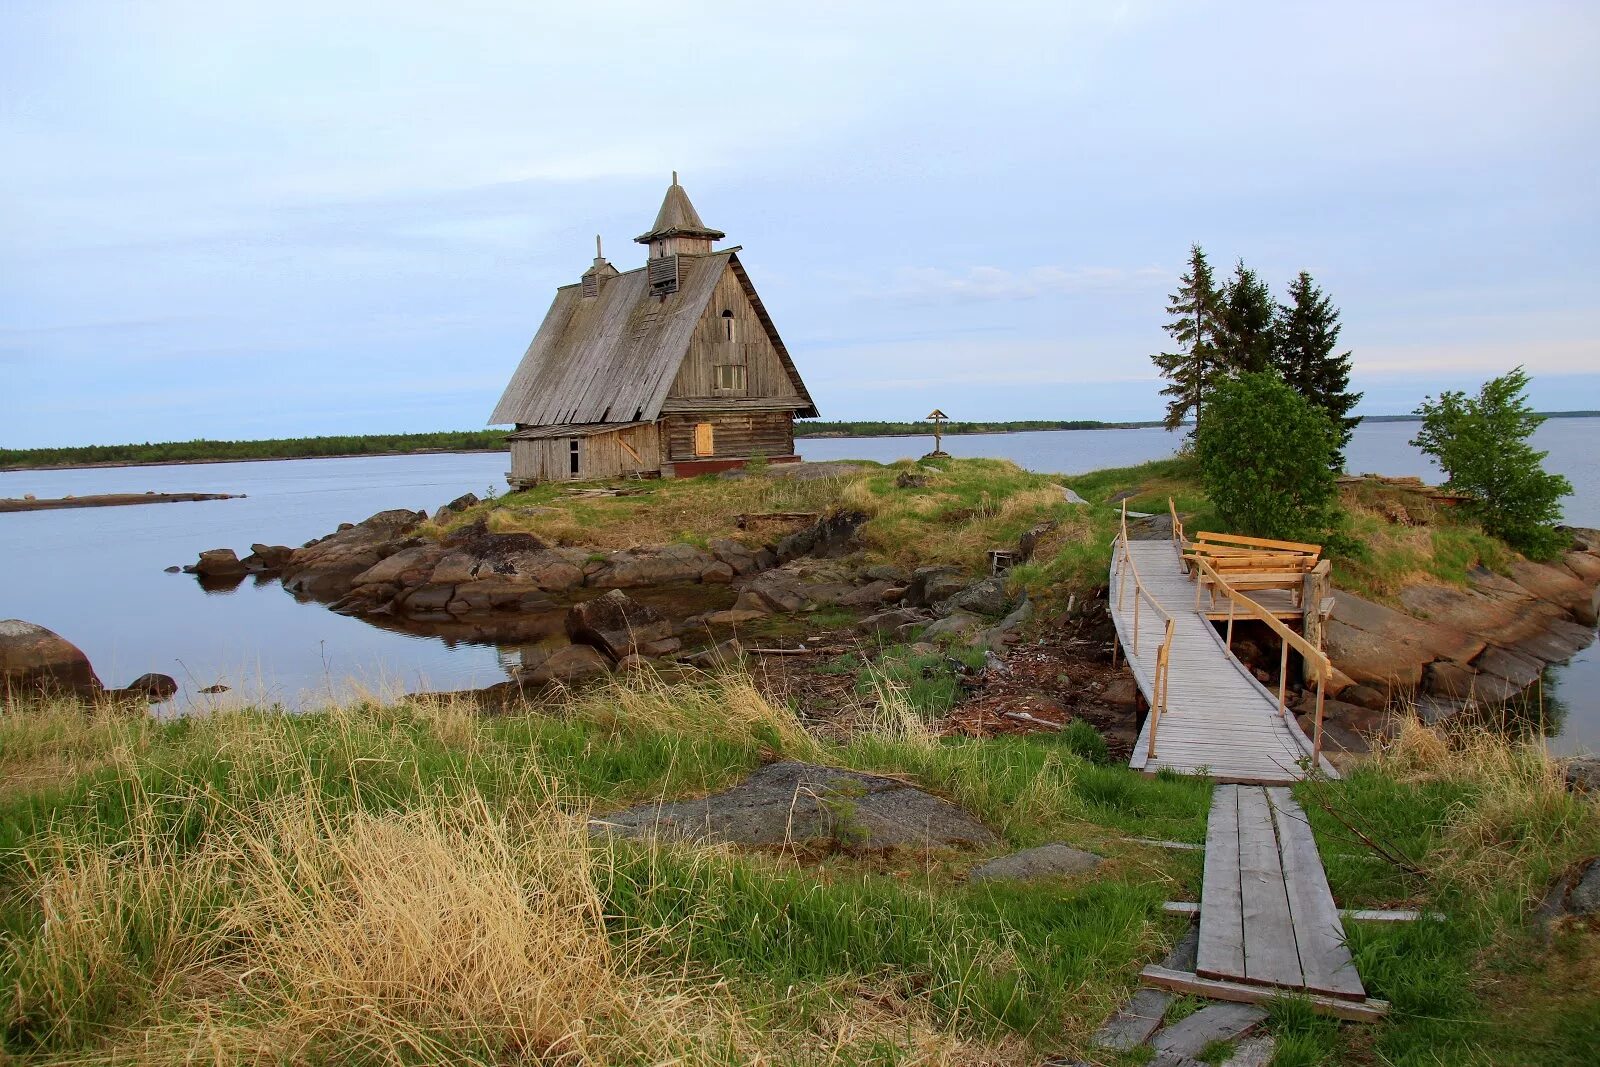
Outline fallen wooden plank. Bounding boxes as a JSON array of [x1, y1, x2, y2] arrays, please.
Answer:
[[1140, 966, 1389, 1022], [1235, 786, 1304, 988], [1267, 788, 1366, 1000], [1343, 908, 1444, 923], [1166, 902, 1442, 923], [1124, 837, 1205, 851]]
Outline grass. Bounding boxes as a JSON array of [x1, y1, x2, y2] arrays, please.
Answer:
[[0, 676, 1207, 1065], [423, 457, 1117, 585], [1284, 712, 1600, 1066], [1, 679, 1592, 1064]]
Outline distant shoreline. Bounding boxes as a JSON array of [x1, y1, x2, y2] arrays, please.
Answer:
[[4, 412, 1596, 473]]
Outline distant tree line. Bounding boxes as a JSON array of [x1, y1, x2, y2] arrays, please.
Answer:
[[1151, 246, 1361, 457], [0, 430, 509, 469], [796, 419, 1156, 438]]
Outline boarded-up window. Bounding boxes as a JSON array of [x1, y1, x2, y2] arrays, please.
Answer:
[[694, 422, 714, 457], [714, 364, 746, 391]]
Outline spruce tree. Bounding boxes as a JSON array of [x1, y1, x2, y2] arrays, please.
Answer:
[[1274, 270, 1362, 457], [1151, 245, 1224, 430], [1217, 261, 1276, 374]]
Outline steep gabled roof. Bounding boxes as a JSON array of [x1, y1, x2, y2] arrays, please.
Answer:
[[489, 251, 817, 426]]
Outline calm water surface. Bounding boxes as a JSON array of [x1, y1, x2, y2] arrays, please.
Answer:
[[2, 420, 1595, 750]]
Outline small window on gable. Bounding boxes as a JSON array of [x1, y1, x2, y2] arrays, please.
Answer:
[[715, 364, 746, 391], [721, 309, 735, 342]]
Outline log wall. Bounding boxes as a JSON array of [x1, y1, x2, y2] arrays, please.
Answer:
[[667, 266, 803, 403], [508, 425, 661, 487], [662, 412, 794, 462]]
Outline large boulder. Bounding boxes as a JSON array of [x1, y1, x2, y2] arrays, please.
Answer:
[[0, 620, 101, 696], [280, 509, 425, 599], [586, 544, 713, 588], [566, 590, 676, 660], [189, 548, 248, 578], [708, 538, 764, 576], [516, 643, 612, 685], [121, 672, 178, 701], [349, 543, 447, 588], [935, 576, 1014, 618], [904, 566, 968, 609], [593, 761, 996, 850], [1508, 559, 1596, 624], [1399, 576, 1565, 648], [1324, 591, 1484, 691], [241, 544, 294, 572], [773, 511, 867, 562]]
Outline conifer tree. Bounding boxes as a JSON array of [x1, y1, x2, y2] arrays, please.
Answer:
[[1274, 270, 1362, 456], [1216, 261, 1276, 374], [1151, 245, 1224, 430]]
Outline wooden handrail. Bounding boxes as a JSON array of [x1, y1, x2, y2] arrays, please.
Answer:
[[1191, 552, 1331, 764], [1194, 530, 1323, 556], [1114, 500, 1177, 760]]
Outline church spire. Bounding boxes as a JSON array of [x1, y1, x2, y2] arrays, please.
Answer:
[[635, 172, 725, 258]]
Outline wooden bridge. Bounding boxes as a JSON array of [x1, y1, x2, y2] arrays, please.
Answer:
[[1102, 503, 1388, 1020], [1108, 503, 1337, 784]]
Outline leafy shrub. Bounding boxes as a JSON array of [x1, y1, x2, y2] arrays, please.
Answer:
[[1411, 367, 1573, 559], [1193, 371, 1339, 542]]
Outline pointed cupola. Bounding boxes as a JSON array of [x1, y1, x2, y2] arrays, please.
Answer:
[[635, 172, 725, 260], [579, 235, 619, 299]]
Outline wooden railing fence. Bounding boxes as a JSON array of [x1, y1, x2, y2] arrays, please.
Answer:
[[1190, 553, 1331, 762], [1113, 500, 1177, 760]]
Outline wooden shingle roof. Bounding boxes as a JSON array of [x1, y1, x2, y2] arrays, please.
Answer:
[[635, 178, 725, 243], [489, 250, 818, 426]]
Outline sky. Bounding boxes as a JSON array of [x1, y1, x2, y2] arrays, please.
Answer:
[[2, 1, 1597, 448]]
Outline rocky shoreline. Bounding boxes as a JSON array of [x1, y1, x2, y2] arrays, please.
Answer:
[[177, 494, 1045, 687], [1301, 526, 1600, 745]]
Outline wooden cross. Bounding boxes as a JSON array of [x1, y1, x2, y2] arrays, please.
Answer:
[[926, 408, 948, 454]]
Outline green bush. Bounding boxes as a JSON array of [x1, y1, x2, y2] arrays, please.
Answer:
[[1193, 371, 1339, 542], [1411, 367, 1573, 559]]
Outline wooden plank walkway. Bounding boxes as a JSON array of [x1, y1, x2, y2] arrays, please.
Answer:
[[1196, 785, 1366, 1000], [1109, 539, 1334, 783]]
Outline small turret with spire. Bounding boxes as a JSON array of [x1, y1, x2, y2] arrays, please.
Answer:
[[635, 172, 725, 259], [579, 234, 617, 298]]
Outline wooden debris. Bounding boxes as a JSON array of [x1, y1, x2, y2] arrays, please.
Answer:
[[1140, 966, 1389, 1021]]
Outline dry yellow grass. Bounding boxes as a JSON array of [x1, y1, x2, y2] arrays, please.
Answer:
[[1370, 713, 1599, 903]]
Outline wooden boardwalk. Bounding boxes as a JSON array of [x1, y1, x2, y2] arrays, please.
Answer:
[[1197, 786, 1364, 999], [1109, 539, 1334, 784], [1139, 783, 1387, 1019]]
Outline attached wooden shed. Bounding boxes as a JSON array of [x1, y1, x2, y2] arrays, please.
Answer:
[[489, 176, 818, 488]]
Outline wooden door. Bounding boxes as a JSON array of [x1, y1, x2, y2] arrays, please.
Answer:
[[694, 422, 714, 457]]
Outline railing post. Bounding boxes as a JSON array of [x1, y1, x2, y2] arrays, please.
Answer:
[[1277, 640, 1289, 717], [1314, 671, 1326, 763], [1226, 599, 1235, 649], [1133, 594, 1141, 654]]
